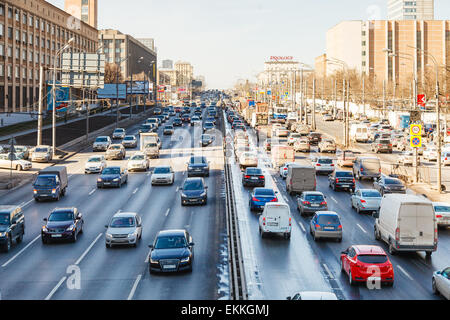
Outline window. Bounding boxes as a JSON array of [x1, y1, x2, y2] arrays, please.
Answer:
[[29, 51, 33, 62], [7, 65, 12, 79], [29, 69, 33, 80], [15, 30, 20, 41], [15, 9, 19, 21], [7, 27, 12, 39], [0, 23, 3, 37], [35, 18, 39, 29], [8, 8, 12, 19], [23, 13, 27, 24], [22, 67, 26, 79], [47, 40, 50, 49], [15, 48, 20, 59], [29, 16, 33, 27], [0, 65, 3, 77], [0, 44, 3, 56], [23, 32, 27, 43], [15, 65, 19, 78], [29, 34, 33, 45], [0, 4, 3, 16], [23, 49, 26, 60]]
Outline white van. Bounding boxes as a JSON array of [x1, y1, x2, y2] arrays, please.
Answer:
[[350, 124, 369, 143], [374, 194, 437, 257], [259, 203, 292, 240]]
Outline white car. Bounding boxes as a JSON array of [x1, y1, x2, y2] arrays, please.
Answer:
[[398, 151, 420, 166], [287, 133, 302, 146], [442, 151, 450, 166], [432, 202, 450, 228], [151, 166, 174, 185], [127, 153, 149, 172], [312, 157, 335, 174], [423, 147, 438, 161], [85, 155, 107, 174], [31, 145, 53, 162], [287, 291, 338, 300], [239, 152, 258, 169], [279, 162, 297, 179], [432, 267, 450, 300], [93, 136, 111, 152], [121, 135, 138, 148], [0, 153, 32, 171], [112, 128, 126, 140]]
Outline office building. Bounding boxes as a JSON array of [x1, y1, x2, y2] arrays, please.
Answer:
[[387, 0, 434, 20], [137, 38, 155, 52], [0, 0, 98, 112], [174, 61, 193, 88], [64, 0, 98, 29]]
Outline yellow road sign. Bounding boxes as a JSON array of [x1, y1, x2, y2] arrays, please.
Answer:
[[410, 124, 422, 136], [410, 135, 422, 148]]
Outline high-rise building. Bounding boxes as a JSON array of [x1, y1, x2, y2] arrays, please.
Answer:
[[174, 61, 193, 87], [162, 59, 173, 69], [387, 0, 434, 20], [137, 38, 155, 52], [65, 0, 98, 29], [0, 0, 98, 112]]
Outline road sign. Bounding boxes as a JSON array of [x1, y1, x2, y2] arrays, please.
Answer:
[[410, 124, 422, 136], [410, 135, 422, 148], [417, 94, 426, 107]]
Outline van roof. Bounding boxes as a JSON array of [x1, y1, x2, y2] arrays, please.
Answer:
[[383, 194, 431, 205], [265, 202, 289, 209]]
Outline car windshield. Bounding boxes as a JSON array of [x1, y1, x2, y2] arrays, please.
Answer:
[[385, 179, 402, 185], [190, 157, 206, 164], [317, 215, 340, 225], [34, 176, 56, 186], [124, 136, 134, 140], [183, 180, 204, 190], [48, 211, 74, 222], [88, 157, 102, 162], [145, 143, 158, 148], [154, 235, 187, 249], [165, 126, 173, 129], [102, 168, 120, 175], [379, 140, 391, 144], [305, 194, 324, 202], [131, 155, 145, 161], [109, 145, 121, 150], [95, 138, 107, 142], [336, 172, 353, 177], [357, 255, 388, 264], [114, 129, 124, 133], [246, 168, 262, 175], [255, 189, 275, 197], [154, 167, 170, 174], [0, 213, 10, 225], [109, 217, 135, 228], [35, 148, 48, 152], [362, 191, 381, 198], [434, 206, 450, 212]]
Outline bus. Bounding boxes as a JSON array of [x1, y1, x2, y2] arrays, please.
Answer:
[[272, 105, 288, 122]]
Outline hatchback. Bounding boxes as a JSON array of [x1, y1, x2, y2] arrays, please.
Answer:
[[350, 189, 382, 214], [297, 191, 328, 216], [180, 178, 208, 206], [310, 211, 342, 241], [105, 212, 142, 248], [242, 167, 265, 187], [249, 188, 278, 212]]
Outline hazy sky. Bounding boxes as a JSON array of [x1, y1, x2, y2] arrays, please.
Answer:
[[47, 0, 450, 89]]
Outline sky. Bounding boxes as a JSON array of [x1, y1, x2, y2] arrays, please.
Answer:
[[47, 0, 450, 89]]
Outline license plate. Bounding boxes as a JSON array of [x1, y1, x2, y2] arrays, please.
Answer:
[[51, 234, 62, 238], [367, 276, 381, 282], [163, 265, 176, 269], [324, 227, 334, 231], [311, 204, 319, 207], [267, 222, 278, 226], [251, 177, 258, 180], [104, 182, 110, 185]]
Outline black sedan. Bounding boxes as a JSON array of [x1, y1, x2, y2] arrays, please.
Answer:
[[187, 156, 210, 177], [148, 229, 194, 273], [308, 132, 322, 146], [41, 208, 84, 243], [328, 170, 355, 192], [173, 118, 183, 127], [200, 134, 214, 147], [373, 176, 406, 196], [97, 167, 128, 188], [242, 167, 265, 187]]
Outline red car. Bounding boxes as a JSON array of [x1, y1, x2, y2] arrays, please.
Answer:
[[340, 245, 394, 286]]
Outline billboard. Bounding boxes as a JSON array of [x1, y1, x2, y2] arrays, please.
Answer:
[[61, 52, 105, 89], [97, 84, 127, 99], [46, 81, 69, 112], [126, 81, 149, 95]]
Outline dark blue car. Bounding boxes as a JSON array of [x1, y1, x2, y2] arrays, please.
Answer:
[[187, 156, 210, 177], [249, 188, 278, 212], [97, 167, 128, 188], [180, 178, 208, 206]]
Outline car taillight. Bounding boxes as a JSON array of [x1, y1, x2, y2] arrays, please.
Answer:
[[252, 197, 260, 202], [244, 175, 250, 179], [289, 217, 292, 227], [434, 228, 438, 244], [395, 227, 400, 241], [263, 217, 266, 226], [436, 214, 442, 218], [320, 201, 327, 206], [259, 176, 265, 179], [352, 179, 355, 183], [315, 224, 321, 229], [303, 201, 310, 205], [378, 144, 382, 146], [337, 225, 342, 229], [271, 197, 278, 202], [379, 168, 382, 173], [316, 163, 321, 166], [360, 168, 364, 172], [331, 164, 334, 166], [336, 178, 339, 183]]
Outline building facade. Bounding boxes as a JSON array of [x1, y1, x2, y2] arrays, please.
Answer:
[[64, 0, 98, 29], [387, 0, 434, 20], [174, 61, 193, 88], [162, 59, 173, 69], [99, 29, 157, 93], [0, 0, 98, 113], [314, 54, 327, 79], [137, 38, 155, 52]]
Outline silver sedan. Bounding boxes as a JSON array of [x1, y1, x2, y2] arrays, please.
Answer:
[[350, 189, 382, 214]]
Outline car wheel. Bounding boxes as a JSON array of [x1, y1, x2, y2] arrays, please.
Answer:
[[389, 242, 396, 255], [79, 223, 84, 234], [2, 236, 11, 252], [432, 278, 439, 295], [17, 231, 24, 244], [374, 227, 381, 241], [349, 271, 354, 286], [72, 231, 77, 243], [313, 231, 317, 241], [42, 237, 48, 245], [340, 259, 345, 273], [356, 206, 361, 214], [17, 165, 22, 171]]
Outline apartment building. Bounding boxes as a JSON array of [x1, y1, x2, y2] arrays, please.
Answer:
[[388, 0, 434, 20]]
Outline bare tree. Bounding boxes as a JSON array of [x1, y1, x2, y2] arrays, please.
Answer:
[[104, 63, 123, 84]]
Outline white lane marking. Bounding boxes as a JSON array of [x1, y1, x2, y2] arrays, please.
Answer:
[[45, 276, 67, 300], [165, 208, 170, 217], [74, 233, 102, 265], [133, 188, 139, 194], [88, 189, 96, 196], [176, 186, 179, 192], [397, 264, 414, 281], [144, 250, 151, 263], [298, 221, 306, 233], [323, 263, 335, 279], [127, 274, 142, 300], [356, 223, 367, 234], [2, 235, 41, 268], [20, 199, 34, 208], [330, 196, 338, 203]]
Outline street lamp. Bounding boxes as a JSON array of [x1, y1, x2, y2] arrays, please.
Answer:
[[52, 37, 74, 159], [129, 56, 144, 118], [115, 54, 131, 126]]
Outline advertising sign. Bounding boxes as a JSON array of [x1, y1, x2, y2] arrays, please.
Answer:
[[61, 52, 105, 89], [126, 81, 149, 95], [97, 84, 127, 99], [46, 81, 69, 112], [417, 94, 426, 107]]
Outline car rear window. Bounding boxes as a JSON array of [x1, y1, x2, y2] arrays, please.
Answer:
[[357, 255, 388, 264], [336, 171, 353, 177], [317, 215, 340, 225], [362, 191, 381, 198], [434, 206, 450, 212], [379, 140, 391, 144], [385, 179, 402, 185], [246, 168, 262, 175], [305, 194, 324, 201], [255, 189, 275, 196], [318, 158, 333, 164]]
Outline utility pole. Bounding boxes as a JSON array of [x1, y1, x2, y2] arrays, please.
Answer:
[[383, 79, 386, 119], [362, 75, 365, 115], [436, 68, 442, 193], [346, 80, 350, 147], [312, 77, 316, 130], [305, 80, 308, 125], [342, 79, 347, 146], [37, 66, 44, 146], [334, 78, 337, 118]]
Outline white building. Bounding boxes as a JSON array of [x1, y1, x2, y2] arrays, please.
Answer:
[[387, 0, 434, 20]]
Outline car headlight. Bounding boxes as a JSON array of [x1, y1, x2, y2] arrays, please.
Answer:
[[105, 233, 112, 238], [181, 192, 187, 198], [113, 178, 120, 182], [0, 232, 6, 237], [42, 226, 48, 232], [128, 231, 137, 238], [52, 189, 57, 194], [149, 257, 159, 264], [200, 191, 207, 197], [97, 178, 102, 182], [66, 225, 75, 231], [180, 256, 190, 263]]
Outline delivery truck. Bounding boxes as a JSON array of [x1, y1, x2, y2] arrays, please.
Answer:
[[33, 166, 68, 202]]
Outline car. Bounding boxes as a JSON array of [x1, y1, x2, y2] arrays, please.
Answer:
[[234, 124, 246, 131], [293, 138, 310, 152], [153, 108, 162, 115], [432, 267, 450, 300], [190, 116, 201, 126], [336, 150, 356, 167], [127, 152, 149, 172], [162, 112, 170, 120], [239, 151, 258, 169], [0, 206, 25, 252], [373, 176, 406, 196], [242, 167, 265, 187], [279, 162, 297, 179], [121, 135, 138, 148], [371, 139, 393, 153], [180, 177, 208, 206], [173, 118, 183, 127], [13, 145, 30, 160], [206, 117, 216, 125], [200, 134, 214, 147], [138, 123, 154, 133], [249, 188, 278, 212], [97, 167, 128, 188], [259, 202, 291, 239], [287, 292, 338, 300], [203, 122, 215, 133], [148, 229, 194, 273], [112, 128, 126, 140], [31, 145, 53, 162], [41, 208, 84, 244], [181, 114, 191, 122], [318, 139, 336, 153], [308, 132, 322, 146], [105, 144, 126, 160], [397, 151, 420, 166], [163, 125, 174, 135], [310, 211, 342, 242], [0, 153, 32, 171], [151, 166, 175, 185], [432, 202, 450, 228], [84, 155, 107, 174], [323, 114, 334, 121], [312, 156, 335, 175], [156, 115, 166, 124], [423, 147, 438, 161], [351, 189, 382, 214], [187, 156, 210, 177], [146, 118, 159, 128], [93, 136, 111, 152], [297, 191, 328, 216], [328, 170, 355, 192], [287, 133, 302, 146], [105, 212, 142, 248], [340, 245, 394, 286]]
